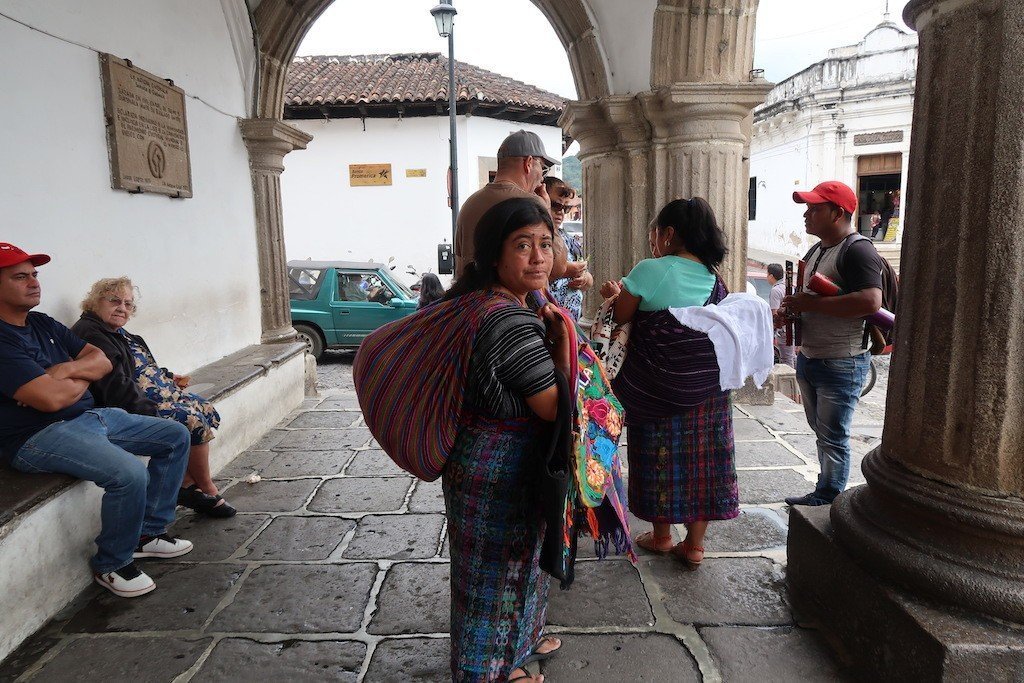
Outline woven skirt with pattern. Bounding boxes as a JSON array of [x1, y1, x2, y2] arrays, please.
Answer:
[[626, 391, 739, 525], [442, 414, 548, 682]]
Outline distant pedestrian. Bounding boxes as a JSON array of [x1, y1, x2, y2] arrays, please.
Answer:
[[604, 198, 742, 570], [416, 273, 444, 309], [544, 176, 591, 320], [454, 130, 567, 284], [782, 181, 884, 507], [767, 263, 796, 367]]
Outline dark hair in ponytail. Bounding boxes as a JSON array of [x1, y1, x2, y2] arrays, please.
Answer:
[[444, 198, 554, 300], [654, 197, 727, 273]]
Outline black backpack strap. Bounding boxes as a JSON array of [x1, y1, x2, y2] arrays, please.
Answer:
[[835, 232, 870, 274]]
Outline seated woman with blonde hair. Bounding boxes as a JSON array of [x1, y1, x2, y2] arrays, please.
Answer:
[[71, 277, 235, 518]]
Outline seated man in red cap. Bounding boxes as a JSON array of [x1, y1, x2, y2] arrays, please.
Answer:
[[0, 243, 193, 597], [779, 181, 884, 506]]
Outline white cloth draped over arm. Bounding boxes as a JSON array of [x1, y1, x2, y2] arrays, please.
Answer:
[[669, 293, 775, 391]]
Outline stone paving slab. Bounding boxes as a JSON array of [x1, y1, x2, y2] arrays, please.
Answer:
[[308, 477, 411, 514], [224, 478, 321, 513], [259, 450, 353, 478], [737, 469, 813, 505], [540, 633, 700, 681], [28, 636, 211, 681], [739, 404, 814, 434], [273, 428, 372, 451], [240, 515, 355, 561], [65, 563, 244, 633], [365, 637, 449, 682], [368, 562, 450, 635], [732, 418, 775, 441], [345, 449, 407, 477], [209, 563, 377, 634], [408, 479, 446, 513], [546, 560, 654, 628], [217, 449, 278, 478], [196, 637, 365, 682], [648, 557, 791, 626], [703, 509, 787, 552], [700, 625, 849, 682], [734, 440, 806, 467], [285, 410, 362, 429], [168, 513, 269, 562], [343, 513, 446, 560]]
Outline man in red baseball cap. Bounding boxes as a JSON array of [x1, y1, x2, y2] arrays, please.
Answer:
[[779, 181, 884, 507], [0, 244, 194, 597]]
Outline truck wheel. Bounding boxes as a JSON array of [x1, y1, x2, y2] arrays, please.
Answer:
[[294, 324, 324, 361]]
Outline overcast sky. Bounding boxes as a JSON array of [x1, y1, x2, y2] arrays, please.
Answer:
[[297, 0, 912, 98]]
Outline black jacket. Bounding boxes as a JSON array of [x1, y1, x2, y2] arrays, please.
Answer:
[[70, 312, 159, 417]]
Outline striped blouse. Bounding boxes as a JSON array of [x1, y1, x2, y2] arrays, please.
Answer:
[[465, 305, 556, 419]]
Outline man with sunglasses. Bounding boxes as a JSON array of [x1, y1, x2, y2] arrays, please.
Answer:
[[0, 243, 193, 598], [779, 182, 884, 507], [454, 129, 566, 279]]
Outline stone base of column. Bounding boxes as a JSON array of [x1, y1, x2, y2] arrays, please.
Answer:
[[831, 449, 1024, 623], [261, 324, 297, 344], [787, 505, 1024, 681]]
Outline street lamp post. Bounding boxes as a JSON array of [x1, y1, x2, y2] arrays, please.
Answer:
[[430, 1, 459, 246]]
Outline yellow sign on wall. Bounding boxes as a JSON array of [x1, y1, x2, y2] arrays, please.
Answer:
[[406, 168, 427, 178], [349, 163, 392, 186]]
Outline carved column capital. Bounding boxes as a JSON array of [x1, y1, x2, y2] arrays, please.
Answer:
[[639, 82, 772, 143], [240, 118, 313, 173]]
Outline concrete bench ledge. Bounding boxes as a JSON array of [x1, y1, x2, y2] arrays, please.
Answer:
[[0, 342, 305, 534]]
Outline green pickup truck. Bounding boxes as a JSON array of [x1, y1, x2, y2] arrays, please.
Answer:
[[288, 260, 419, 360]]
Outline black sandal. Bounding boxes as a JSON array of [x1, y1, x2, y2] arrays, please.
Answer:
[[177, 484, 237, 518], [518, 636, 562, 668]]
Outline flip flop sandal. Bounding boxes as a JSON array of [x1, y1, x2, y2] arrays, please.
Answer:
[[178, 484, 237, 518], [518, 636, 562, 667], [634, 530, 674, 554], [509, 668, 543, 682]]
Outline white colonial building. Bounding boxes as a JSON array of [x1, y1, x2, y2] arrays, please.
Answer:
[[747, 18, 917, 270], [280, 54, 566, 284]]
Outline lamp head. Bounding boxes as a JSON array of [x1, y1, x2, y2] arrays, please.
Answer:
[[430, 2, 456, 37]]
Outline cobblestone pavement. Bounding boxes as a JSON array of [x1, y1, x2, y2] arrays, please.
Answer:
[[3, 353, 887, 682]]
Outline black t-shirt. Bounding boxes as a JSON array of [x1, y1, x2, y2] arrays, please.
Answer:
[[0, 312, 94, 460]]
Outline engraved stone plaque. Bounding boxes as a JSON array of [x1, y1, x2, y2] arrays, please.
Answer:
[[100, 54, 193, 198], [349, 164, 392, 186], [853, 130, 904, 147]]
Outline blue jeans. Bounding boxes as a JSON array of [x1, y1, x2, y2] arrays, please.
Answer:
[[796, 352, 870, 501], [11, 408, 191, 573]]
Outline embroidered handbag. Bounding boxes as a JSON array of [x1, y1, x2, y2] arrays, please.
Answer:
[[589, 297, 630, 379]]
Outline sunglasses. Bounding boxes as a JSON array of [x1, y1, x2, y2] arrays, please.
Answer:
[[550, 201, 570, 213], [102, 296, 137, 312]]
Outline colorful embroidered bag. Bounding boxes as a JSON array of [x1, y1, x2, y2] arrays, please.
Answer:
[[589, 297, 630, 379]]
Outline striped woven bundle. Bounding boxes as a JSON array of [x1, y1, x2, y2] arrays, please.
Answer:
[[353, 290, 518, 482]]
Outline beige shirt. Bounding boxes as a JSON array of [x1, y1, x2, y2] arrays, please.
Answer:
[[454, 181, 549, 278]]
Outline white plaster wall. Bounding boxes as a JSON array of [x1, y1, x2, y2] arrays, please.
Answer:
[[281, 115, 563, 283], [585, 0, 657, 95], [0, 1, 261, 372]]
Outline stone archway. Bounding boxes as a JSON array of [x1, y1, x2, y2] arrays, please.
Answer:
[[243, 0, 613, 340]]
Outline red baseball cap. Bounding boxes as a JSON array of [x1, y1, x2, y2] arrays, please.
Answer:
[[0, 243, 51, 269], [793, 181, 858, 215]]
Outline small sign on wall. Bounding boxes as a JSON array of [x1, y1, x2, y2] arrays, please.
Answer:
[[406, 168, 427, 178], [349, 164, 392, 186]]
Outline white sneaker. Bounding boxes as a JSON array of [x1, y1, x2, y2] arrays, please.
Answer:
[[94, 562, 156, 598], [134, 533, 194, 559]]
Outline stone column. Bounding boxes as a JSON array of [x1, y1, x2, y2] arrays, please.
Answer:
[[562, 97, 652, 318], [814, 0, 1024, 624], [639, 83, 770, 293], [240, 118, 314, 344]]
